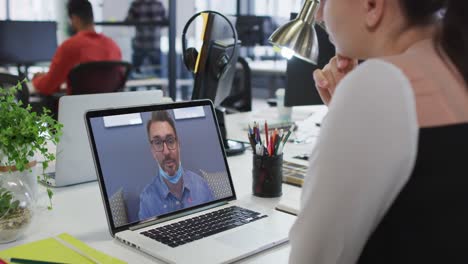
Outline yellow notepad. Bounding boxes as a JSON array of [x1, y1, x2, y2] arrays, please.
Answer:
[[0, 233, 126, 264]]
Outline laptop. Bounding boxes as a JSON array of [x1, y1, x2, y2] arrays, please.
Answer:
[[44, 90, 165, 187], [85, 100, 296, 264]]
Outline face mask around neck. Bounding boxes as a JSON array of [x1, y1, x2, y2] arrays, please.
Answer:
[[159, 162, 183, 184]]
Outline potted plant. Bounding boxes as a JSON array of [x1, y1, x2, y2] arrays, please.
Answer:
[[0, 83, 62, 243]]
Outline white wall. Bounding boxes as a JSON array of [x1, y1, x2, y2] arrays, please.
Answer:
[[53, 0, 68, 44], [99, 0, 194, 59], [99, 0, 133, 62], [0, 0, 5, 19], [101, 0, 130, 20], [9, 0, 55, 20]]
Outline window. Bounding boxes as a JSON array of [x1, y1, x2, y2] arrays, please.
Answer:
[[253, 0, 303, 18], [195, 0, 236, 15], [6, 0, 102, 21], [9, 0, 56, 20], [0, 0, 6, 20]]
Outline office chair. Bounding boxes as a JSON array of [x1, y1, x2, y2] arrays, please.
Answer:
[[0, 73, 29, 106], [68, 61, 132, 95], [221, 56, 252, 113], [35, 60, 133, 119]]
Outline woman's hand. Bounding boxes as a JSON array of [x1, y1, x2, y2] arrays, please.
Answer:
[[313, 55, 358, 105]]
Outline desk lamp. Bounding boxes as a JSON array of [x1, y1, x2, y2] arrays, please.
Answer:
[[268, 0, 322, 64]]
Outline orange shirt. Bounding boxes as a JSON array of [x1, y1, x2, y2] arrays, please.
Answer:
[[32, 31, 122, 95]]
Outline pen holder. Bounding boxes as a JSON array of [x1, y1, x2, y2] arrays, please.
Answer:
[[252, 154, 283, 198]]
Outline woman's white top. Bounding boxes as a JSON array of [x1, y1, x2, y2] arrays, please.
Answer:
[[288, 59, 419, 264]]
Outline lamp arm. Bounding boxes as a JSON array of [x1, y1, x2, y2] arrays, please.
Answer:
[[298, 0, 321, 25]]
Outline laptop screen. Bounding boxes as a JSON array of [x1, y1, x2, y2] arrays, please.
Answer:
[[86, 101, 235, 231]]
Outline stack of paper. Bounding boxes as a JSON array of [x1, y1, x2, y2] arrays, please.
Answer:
[[275, 186, 301, 216]]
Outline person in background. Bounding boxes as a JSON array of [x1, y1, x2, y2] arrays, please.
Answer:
[[289, 0, 468, 263], [126, 0, 166, 76], [32, 0, 121, 95], [139, 110, 214, 220]]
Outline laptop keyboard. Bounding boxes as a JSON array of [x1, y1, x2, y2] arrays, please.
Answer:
[[140, 206, 267, 248]]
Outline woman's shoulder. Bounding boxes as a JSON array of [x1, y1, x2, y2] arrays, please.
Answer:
[[355, 59, 407, 78], [338, 59, 412, 97], [380, 51, 414, 67], [331, 58, 416, 122], [379, 55, 422, 81]]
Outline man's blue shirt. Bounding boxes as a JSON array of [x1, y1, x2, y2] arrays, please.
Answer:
[[138, 170, 214, 220]]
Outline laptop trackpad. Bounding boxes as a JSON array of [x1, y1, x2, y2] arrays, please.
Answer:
[[215, 227, 277, 250]]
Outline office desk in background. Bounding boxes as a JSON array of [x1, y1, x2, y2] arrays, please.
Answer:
[[26, 78, 193, 97], [226, 105, 327, 167], [247, 59, 287, 75], [125, 78, 193, 95], [246, 60, 287, 98], [0, 106, 326, 263]]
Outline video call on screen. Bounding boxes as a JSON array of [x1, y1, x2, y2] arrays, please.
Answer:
[[89, 106, 233, 227]]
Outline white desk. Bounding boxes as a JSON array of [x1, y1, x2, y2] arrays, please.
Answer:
[[226, 105, 327, 167], [246, 60, 288, 97], [0, 105, 327, 263], [26, 78, 193, 96], [125, 78, 193, 89], [247, 60, 287, 75], [26, 82, 64, 95]]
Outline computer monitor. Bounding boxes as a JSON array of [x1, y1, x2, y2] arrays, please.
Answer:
[[0, 21, 57, 65], [235, 15, 274, 47], [284, 13, 335, 107], [191, 13, 238, 107], [192, 40, 238, 106], [190, 12, 244, 156]]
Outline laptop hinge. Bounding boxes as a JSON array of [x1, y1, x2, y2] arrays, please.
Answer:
[[129, 201, 229, 231]]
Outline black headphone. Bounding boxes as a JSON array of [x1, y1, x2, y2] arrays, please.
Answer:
[[182, 10, 238, 80]]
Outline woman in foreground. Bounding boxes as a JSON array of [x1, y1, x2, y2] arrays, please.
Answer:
[[289, 0, 468, 263]]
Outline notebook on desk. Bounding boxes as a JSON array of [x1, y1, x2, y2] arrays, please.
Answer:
[[282, 160, 308, 187], [275, 187, 301, 216], [85, 100, 296, 264], [0, 233, 125, 264], [42, 90, 165, 187]]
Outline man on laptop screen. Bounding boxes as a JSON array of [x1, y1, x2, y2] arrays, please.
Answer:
[[88, 104, 233, 227], [86, 101, 295, 264], [140, 110, 214, 219]]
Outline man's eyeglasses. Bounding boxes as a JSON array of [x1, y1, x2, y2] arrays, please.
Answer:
[[150, 136, 177, 152]]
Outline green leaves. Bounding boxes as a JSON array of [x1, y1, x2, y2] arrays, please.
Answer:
[[0, 83, 63, 171], [47, 188, 53, 210], [0, 82, 63, 211], [0, 187, 19, 217]]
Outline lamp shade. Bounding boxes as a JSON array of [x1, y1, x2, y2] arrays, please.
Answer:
[[268, 0, 321, 64]]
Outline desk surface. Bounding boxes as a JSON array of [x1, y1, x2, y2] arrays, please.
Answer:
[[247, 60, 287, 75], [0, 105, 326, 263], [27, 78, 193, 95], [125, 78, 193, 88], [226, 105, 326, 167], [95, 21, 170, 27]]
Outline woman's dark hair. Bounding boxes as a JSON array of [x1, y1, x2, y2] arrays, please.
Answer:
[[67, 0, 94, 25], [400, 0, 468, 86]]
